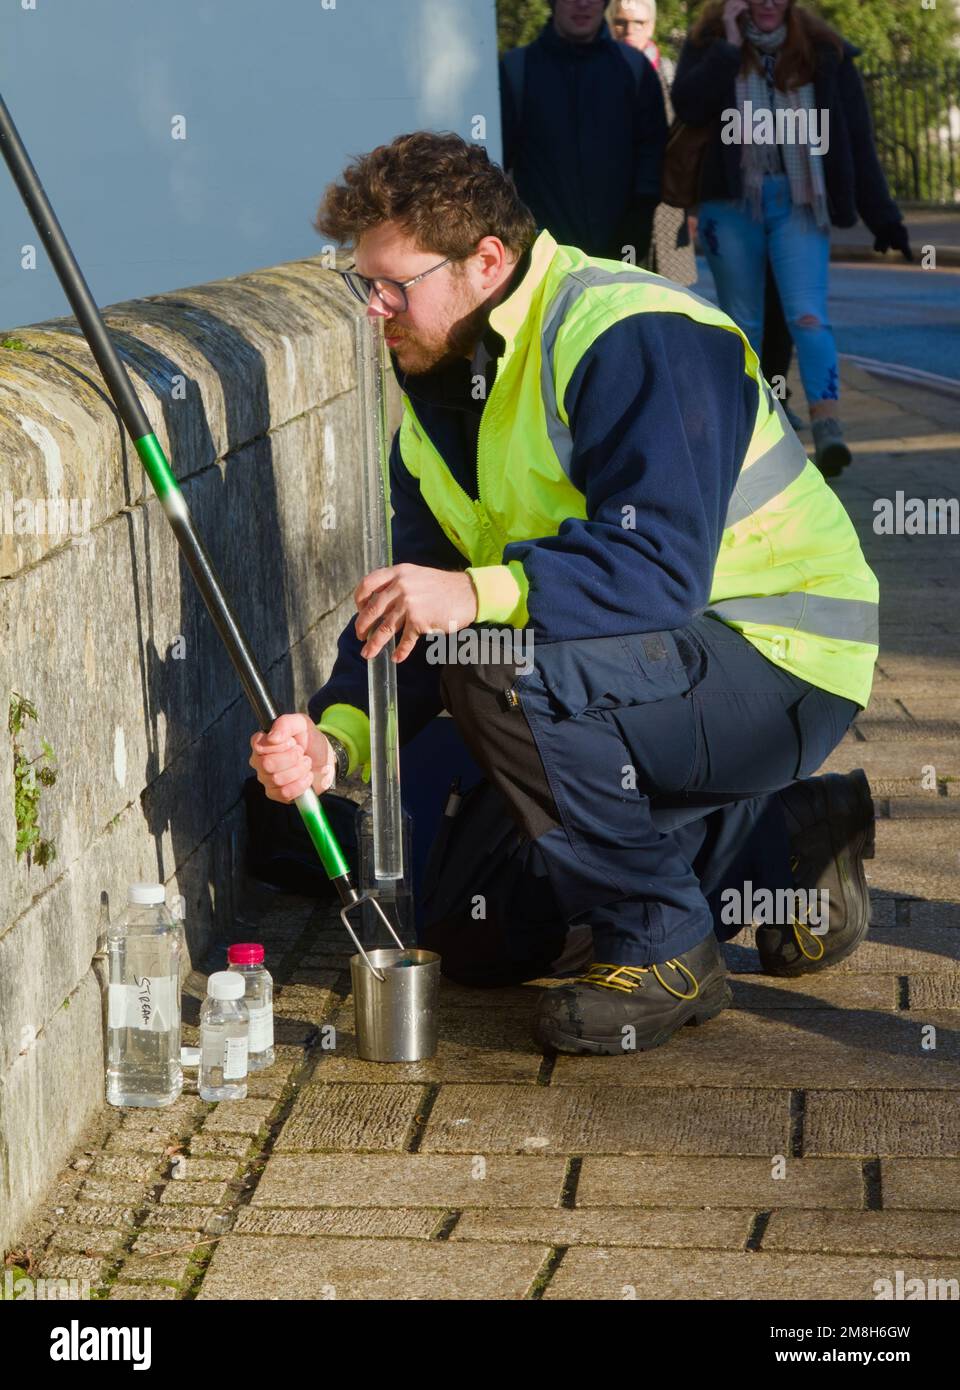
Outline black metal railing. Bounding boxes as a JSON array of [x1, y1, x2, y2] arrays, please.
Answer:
[[863, 62, 960, 206]]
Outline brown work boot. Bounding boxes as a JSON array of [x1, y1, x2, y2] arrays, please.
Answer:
[[756, 769, 876, 976]]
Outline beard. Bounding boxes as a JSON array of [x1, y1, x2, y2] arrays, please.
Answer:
[[396, 292, 491, 377]]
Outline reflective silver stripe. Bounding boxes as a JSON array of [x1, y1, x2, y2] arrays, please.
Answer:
[[706, 594, 879, 644], [724, 428, 810, 527], [761, 375, 796, 438], [540, 278, 580, 479], [540, 267, 727, 482]]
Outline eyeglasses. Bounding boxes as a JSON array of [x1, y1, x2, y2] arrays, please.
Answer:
[[337, 255, 454, 313]]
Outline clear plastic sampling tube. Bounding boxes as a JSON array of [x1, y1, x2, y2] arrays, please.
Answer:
[[356, 313, 404, 881]]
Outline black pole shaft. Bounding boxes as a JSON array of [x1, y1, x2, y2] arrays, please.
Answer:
[[0, 89, 279, 731], [0, 92, 149, 439]]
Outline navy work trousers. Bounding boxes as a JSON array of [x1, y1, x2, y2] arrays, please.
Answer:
[[427, 614, 859, 967]]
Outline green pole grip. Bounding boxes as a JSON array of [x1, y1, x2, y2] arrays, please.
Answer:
[[296, 788, 350, 879]]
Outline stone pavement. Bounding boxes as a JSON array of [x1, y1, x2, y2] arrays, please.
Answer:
[[7, 362, 960, 1301]]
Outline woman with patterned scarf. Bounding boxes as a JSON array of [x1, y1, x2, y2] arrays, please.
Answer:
[[672, 0, 910, 478]]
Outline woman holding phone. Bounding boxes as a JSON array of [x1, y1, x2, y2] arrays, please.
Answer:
[[672, 0, 910, 477]]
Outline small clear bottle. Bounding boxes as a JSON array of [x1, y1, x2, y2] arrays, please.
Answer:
[[199, 972, 249, 1101], [227, 942, 274, 1071], [106, 883, 183, 1108]]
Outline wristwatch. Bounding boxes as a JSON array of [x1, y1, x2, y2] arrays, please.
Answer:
[[322, 732, 350, 785]]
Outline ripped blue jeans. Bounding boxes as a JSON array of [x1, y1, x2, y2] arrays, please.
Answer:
[[699, 174, 838, 409]]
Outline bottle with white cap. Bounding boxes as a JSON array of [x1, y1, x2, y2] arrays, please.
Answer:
[[106, 883, 183, 1108], [199, 972, 249, 1101]]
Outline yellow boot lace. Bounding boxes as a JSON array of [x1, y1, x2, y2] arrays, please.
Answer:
[[789, 854, 826, 961], [575, 960, 700, 999]]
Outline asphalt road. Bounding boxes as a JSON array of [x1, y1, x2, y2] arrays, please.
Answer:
[[694, 258, 960, 387]]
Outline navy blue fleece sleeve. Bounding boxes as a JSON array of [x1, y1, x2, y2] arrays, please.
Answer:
[[307, 430, 465, 748], [501, 312, 758, 641]]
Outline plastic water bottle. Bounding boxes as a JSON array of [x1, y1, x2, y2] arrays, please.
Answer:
[[199, 972, 249, 1101], [106, 883, 183, 1108], [227, 943, 274, 1071]]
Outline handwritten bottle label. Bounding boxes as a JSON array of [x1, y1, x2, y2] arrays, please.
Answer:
[[107, 975, 178, 1032]]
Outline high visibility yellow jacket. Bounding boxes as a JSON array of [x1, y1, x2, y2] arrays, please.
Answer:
[[312, 229, 878, 777]]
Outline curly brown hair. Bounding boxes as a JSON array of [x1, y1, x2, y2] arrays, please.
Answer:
[[313, 131, 538, 260], [690, 1, 844, 89]]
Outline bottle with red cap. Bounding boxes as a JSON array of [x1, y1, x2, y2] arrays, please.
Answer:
[[227, 942, 274, 1071]]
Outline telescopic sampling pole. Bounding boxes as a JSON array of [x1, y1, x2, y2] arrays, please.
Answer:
[[0, 90, 373, 923], [356, 314, 404, 883]]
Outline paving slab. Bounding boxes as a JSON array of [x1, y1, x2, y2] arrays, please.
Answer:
[[140, 1205, 218, 1231], [308, 1005, 542, 1083], [763, 1210, 960, 1258], [550, 1008, 960, 1090], [857, 718, 960, 742], [107, 1283, 180, 1300], [77, 1177, 159, 1205], [249, 1153, 566, 1208], [168, 1156, 241, 1181], [34, 1254, 110, 1286], [882, 1159, 960, 1210], [908, 976, 960, 1008], [727, 925, 959, 975], [243, 1071, 298, 1101], [197, 1234, 548, 1300], [122, 1230, 210, 1282], [824, 741, 960, 789], [900, 697, 960, 721], [804, 1091, 960, 1156], [729, 974, 896, 1010], [159, 1180, 230, 1207], [575, 1156, 865, 1209], [421, 1084, 789, 1156], [887, 798, 960, 818], [48, 1224, 128, 1256], [198, 1099, 277, 1137], [273, 1083, 426, 1152], [273, 982, 342, 1020], [452, 1207, 752, 1249], [434, 979, 545, 1010], [908, 902, 960, 930], [187, 1133, 255, 1160], [543, 1248, 960, 1300], [89, 1154, 165, 1182], [68, 1203, 138, 1228], [232, 1207, 444, 1239]]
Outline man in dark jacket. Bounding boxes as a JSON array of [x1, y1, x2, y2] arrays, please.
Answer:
[[249, 132, 879, 1057], [501, 0, 667, 262]]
